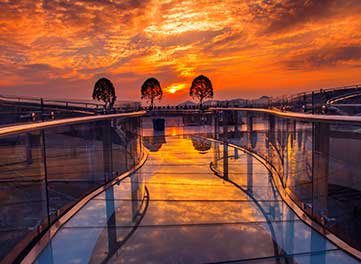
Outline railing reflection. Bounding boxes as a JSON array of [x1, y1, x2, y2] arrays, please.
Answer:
[[212, 109, 361, 255], [89, 173, 148, 264], [210, 139, 334, 264], [210, 140, 287, 262]]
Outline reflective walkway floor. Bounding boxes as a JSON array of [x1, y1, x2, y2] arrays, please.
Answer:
[[34, 132, 359, 263]]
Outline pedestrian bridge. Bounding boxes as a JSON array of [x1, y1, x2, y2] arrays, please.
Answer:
[[0, 109, 360, 263]]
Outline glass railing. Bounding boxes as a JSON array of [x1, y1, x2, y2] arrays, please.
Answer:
[[0, 112, 145, 263], [212, 109, 361, 255]]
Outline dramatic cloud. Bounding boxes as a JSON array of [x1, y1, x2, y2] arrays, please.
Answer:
[[0, 0, 360, 103], [285, 46, 361, 70]]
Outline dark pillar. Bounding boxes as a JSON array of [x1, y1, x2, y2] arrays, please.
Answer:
[[247, 113, 254, 192], [247, 113, 253, 149], [102, 120, 113, 182], [131, 173, 142, 221], [269, 115, 275, 145], [223, 142, 228, 180], [152, 118, 165, 131], [25, 133, 33, 165], [223, 112, 229, 141], [312, 122, 329, 218], [234, 111, 241, 139], [311, 228, 326, 264], [247, 154, 253, 194], [234, 148, 239, 159], [105, 186, 117, 254], [214, 111, 219, 140]]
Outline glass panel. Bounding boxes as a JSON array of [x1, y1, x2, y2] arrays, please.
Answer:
[[213, 110, 361, 252], [325, 124, 361, 250], [45, 122, 105, 220], [0, 115, 143, 262], [0, 131, 48, 260]]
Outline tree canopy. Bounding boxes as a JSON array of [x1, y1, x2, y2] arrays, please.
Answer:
[[141, 77, 162, 109], [189, 75, 213, 109], [191, 137, 211, 154], [92, 78, 116, 110]]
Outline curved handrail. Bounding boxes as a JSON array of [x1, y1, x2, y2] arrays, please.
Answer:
[[326, 91, 361, 105], [0, 100, 97, 115], [210, 107, 361, 124], [0, 94, 103, 108], [271, 84, 361, 104], [0, 110, 146, 137]]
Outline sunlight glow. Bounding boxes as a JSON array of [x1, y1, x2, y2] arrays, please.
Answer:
[[166, 83, 187, 94]]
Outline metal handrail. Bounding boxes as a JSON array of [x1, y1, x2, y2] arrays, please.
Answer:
[[211, 107, 361, 124], [0, 110, 146, 137], [0, 94, 103, 108], [271, 84, 361, 103], [326, 91, 361, 105]]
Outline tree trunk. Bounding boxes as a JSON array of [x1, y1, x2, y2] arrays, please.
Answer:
[[151, 97, 154, 110]]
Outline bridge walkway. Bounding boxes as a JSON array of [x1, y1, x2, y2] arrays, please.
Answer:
[[33, 129, 359, 263]]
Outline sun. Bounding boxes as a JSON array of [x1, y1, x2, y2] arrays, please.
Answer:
[[166, 83, 186, 94]]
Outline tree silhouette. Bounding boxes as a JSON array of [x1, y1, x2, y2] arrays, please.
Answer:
[[92, 78, 116, 111], [191, 137, 211, 154], [190, 75, 213, 109], [141, 77, 162, 109]]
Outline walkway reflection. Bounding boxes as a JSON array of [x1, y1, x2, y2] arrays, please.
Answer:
[[34, 123, 359, 264]]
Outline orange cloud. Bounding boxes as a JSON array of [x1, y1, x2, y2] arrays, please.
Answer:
[[0, 0, 360, 104]]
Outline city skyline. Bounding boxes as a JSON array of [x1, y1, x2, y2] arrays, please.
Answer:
[[0, 0, 361, 104]]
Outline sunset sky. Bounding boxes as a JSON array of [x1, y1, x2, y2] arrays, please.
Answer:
[[0, 0, 360, 105]]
